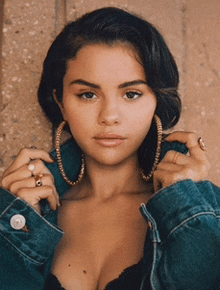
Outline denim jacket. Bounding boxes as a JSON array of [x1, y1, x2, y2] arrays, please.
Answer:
[[0, 138, 220, 290]]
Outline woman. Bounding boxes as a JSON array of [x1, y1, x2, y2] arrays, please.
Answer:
[[0, 7, 219, 290]]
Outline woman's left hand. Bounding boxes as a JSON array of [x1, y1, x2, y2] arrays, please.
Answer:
[[153, 131, 210, 192]]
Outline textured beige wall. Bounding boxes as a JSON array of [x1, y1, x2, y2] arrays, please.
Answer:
[[0, 0, 220, 185], [1, 0, 54, 171], [182, 0, 220, 185]]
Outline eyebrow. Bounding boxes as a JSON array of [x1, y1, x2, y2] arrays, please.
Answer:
[[69, 79, 100, 89], [69, 79, 147, 89], [118, 80, 147, 89]]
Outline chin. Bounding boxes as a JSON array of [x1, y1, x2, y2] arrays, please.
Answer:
[[88, 151, 137, 167]]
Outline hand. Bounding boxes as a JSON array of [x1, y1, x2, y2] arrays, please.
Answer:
[[1, 147, 60, 213], [153, 132, 210, 192]]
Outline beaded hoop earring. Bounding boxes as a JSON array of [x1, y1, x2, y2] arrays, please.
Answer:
[[55, 120, 85, 186], [140, 115, 163, 181], [56, 117, 162, 185]]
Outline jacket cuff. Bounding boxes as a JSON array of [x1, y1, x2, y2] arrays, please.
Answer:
[[143, 179, 217, 242], [0, 187, 63, 264]]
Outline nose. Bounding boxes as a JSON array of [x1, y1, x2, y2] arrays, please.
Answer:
[[98, 97, 121, 126]]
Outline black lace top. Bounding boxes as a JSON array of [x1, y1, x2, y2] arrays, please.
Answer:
[[44, 258, 151, 290]]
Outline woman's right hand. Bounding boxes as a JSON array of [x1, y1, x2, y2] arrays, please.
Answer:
[[0, 147, 60, 213]]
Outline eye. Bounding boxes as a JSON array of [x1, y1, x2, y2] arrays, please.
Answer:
[[124, 91, 142, 100], [77, 92, 97, 100]]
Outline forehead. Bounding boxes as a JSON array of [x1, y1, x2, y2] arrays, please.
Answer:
[[64, 43, 146, 84]]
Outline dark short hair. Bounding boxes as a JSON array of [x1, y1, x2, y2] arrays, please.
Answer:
[[38, 7, 181, 177]]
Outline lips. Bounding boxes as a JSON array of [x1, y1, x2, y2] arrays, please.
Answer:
[[94, 133, 126, 147], [94, 133, 126, 139]]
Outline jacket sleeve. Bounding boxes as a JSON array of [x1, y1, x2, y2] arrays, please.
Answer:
[[0, 187, 63, 290], [141, 179, 220, 290]]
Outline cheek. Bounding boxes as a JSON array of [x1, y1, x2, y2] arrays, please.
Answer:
[[132, 116, 153, 142], [68, 112, 88, 130], [128, 104, 156, 145], [64, 108, 94, 140], [128, 103, 156, 130]]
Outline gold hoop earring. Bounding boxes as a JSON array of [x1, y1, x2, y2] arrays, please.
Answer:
[[140, 115, 163, 181], [55, 120, 85, 186]]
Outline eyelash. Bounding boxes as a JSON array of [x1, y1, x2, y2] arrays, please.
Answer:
[[77, 92, 96, 100], [76, 91, 142, 100], [124, 91, 142, 100]]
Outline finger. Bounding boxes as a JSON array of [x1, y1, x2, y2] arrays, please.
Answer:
[[10, 174, 59, 202], [163, 150, 190, 165], [3, 148, 55, 177], [33, 174, 60, 207], [2, 159, 53, 189], [165, 132, 207, 160], [164, 148, 210, 178], [8, 176, 36, 192], [157, 161, 182, 172], [154, 161, 209, 192], [17, 186, 59, 213], [25, 159, 55, 177], [153, 168, 185, 192]]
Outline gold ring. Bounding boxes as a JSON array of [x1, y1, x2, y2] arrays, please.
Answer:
[[198, 137, 207, 151], [34, 174, 43, 187], [172, 152, 179, 164]]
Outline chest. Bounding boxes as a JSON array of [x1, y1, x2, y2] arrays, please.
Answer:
[[52, 194, 149, 290]]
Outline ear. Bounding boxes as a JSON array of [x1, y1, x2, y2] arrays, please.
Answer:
[[53, 89, 67, 120]]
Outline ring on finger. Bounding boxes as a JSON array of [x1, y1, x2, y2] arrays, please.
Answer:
[[28, 163, 35, 175], [198, 137, 207, 151], [188, 137, 207, 151], [34, 174, 43, 187], [172, 152, 179, 164]]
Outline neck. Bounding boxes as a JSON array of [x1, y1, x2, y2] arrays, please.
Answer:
[[81, 154, 148, 200]]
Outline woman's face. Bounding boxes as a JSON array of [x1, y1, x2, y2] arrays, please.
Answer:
[[61, 43, 157, 166]]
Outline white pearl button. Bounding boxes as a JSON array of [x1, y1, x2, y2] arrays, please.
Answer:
[[10, 214, 26, 230]]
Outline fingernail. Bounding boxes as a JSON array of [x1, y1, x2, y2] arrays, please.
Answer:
[[49, 154, 57, 162], [162, 133, 169, 141], [55, 201, 60, 210]]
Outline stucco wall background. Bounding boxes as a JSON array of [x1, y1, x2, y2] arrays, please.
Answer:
[[0, 0, 220, 185]]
